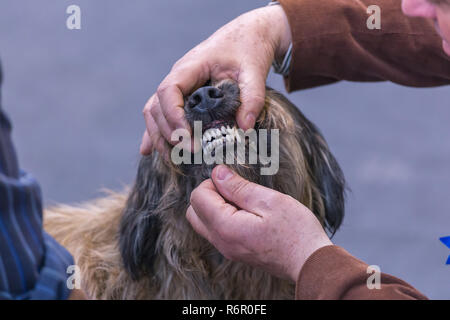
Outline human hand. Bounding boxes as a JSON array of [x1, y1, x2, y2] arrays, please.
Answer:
[[186, 165, 333, 283], [140, 5, 291, 157]]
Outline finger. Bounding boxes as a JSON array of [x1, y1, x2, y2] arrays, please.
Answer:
[[146, 111, 170, 161], [157, 63, 210, 132], [154, 134, 170, 162], [186, 205, 214, 243], [236, 65, 267, 131], [140, 130, 152, 155], [211, 165, 278, 215], [189, 179, 239, 229], [148, 95, 177, 145]]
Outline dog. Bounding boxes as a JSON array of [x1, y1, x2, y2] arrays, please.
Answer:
[[44, 80, 346, 299]]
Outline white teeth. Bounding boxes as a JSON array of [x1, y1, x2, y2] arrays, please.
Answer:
[[202, 125, 242, 152], [235, 130, 241, 143]]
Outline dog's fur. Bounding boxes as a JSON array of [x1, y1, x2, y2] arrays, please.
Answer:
[[44, 80, 346, 299]]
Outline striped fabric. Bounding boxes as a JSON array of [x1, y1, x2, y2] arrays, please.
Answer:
[[0, 63, 74, 300]]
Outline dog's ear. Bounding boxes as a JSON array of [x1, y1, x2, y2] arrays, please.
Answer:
[[119, 154, 165, 280], [300, 119, 346, 236]]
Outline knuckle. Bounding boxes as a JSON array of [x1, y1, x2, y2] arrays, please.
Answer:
[[266, 191, 284, 204], [230, 179, 252, 196], [172, 58, 185, 71], [150, 103, 160, 118], [143, 95, 156, 114], [263, 192, 287, 210], [156, 83, 172, 98], [142, 104, 151, 117], [190, 188, 199, 204]]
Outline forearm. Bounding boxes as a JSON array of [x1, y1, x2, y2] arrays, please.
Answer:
[[295, 245, 428, 300], [278, 0, 450, 90]]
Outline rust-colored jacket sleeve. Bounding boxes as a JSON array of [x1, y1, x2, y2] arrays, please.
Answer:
[[278, 0, 450, 91], [295, 246, 428, 299]]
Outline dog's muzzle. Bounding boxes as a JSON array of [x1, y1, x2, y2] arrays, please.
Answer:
[[184, 81, 241, 154]]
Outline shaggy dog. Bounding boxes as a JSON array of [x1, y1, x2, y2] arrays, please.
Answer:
[[44, 80, 346, 299]]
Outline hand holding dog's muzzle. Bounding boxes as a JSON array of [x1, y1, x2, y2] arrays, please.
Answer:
[[140, 5, 292, 157]]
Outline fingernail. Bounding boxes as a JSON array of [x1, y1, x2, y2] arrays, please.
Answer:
[[216, 165, 233, 181], [140, 143, 149, 155], [244, 112, 256, 130]]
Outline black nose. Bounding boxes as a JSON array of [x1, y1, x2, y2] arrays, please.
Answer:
[[187, 86, 224, 113]]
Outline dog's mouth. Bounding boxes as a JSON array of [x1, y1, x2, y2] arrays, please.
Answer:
[[183, 80, 243, 155], [201, 121, 241, 154]]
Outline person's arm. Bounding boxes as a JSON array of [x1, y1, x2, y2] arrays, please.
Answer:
[[142, 1, 449, 156], [187, 165, 428, 300], [0, 64, 78, 300], [296, 245, 427, 299], [278, 0, 450, 91]]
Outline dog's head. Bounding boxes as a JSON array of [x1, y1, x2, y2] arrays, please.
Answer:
[[120, 80, 346, 280]]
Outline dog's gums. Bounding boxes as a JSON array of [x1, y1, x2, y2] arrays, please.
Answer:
[[44, 79, 346, 299]]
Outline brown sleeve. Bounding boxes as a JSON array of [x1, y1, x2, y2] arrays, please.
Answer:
[[295, 245, 427, 300], [278, 0, 450, 91]]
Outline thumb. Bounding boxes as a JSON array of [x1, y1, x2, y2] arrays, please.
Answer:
[[236, 65, 267, 131], [211, 165, 275, 214]]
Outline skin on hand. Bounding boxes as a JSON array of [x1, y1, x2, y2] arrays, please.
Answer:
[[140, 5, 292, 156], [186, 165, 332, 283], [402, 0, 450, 55]]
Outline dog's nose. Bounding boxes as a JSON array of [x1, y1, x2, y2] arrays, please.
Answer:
[[187, 86, 224, 113]]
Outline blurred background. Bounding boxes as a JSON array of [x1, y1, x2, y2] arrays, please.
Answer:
[[0, 0, 448, 298]]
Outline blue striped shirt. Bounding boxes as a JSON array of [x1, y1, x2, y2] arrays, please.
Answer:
[[0, 63, 74, 300]]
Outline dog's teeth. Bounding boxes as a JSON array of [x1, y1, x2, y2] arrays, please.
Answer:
[[235, 130, 242, 143]]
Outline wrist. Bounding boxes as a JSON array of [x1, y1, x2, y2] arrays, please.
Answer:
[[290, 239, 333, 283], [287, 209, 334, 283], [263, 4, 292, 63]]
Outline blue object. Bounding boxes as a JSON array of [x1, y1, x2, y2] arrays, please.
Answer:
[[0, 63, 74, 299], [440, 236, 450, 265]]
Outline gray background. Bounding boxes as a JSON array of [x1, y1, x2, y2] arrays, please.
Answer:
[[0, 0, 448, 299]]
